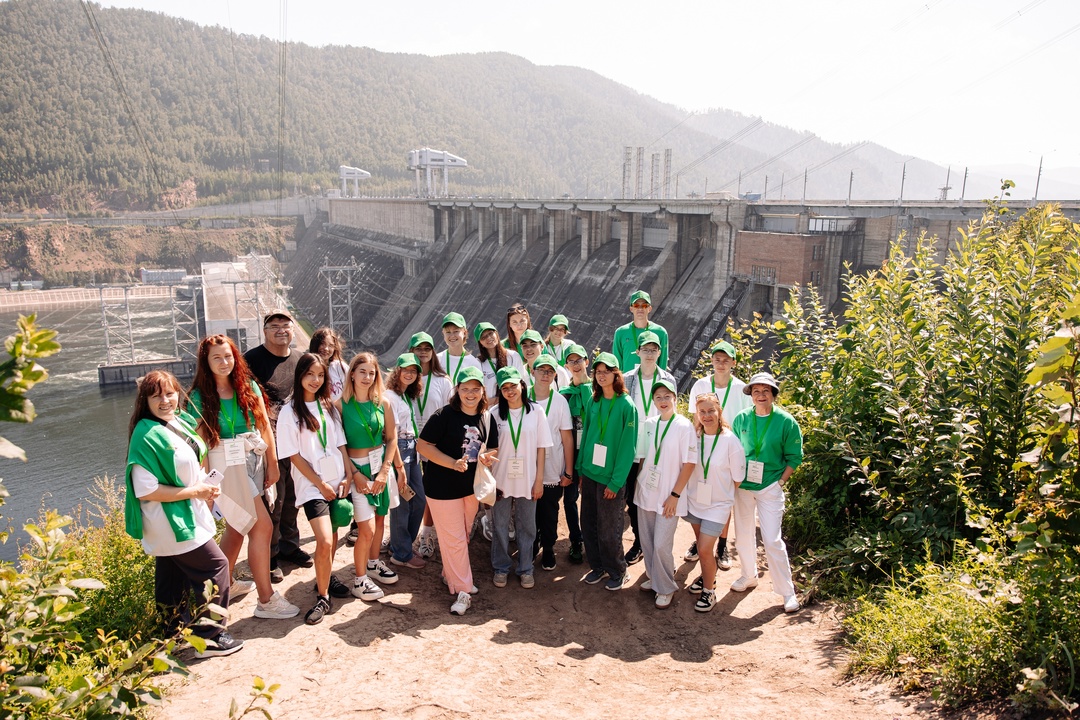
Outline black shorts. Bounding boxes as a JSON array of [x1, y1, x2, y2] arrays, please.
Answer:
[[303, 498, 331, 521]]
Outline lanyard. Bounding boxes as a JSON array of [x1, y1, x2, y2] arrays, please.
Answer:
[[445, 350, 465, 385], [641, 371, 657, 415], [505, 407, 523, 455], [315, 400, 328, 451], [750, 410, 775, 458], [652, 414, 675, 465], [221, 395, 238, 436], [487, 358, 498, 378], [405, 396, 419, 436], [596, 397, 616, 442], [712, 375, 733, 412], [529, 385, 553, 416], [347, 398, 382, 447], [417, 371, 433, 416], [700, 431, 722, 479]]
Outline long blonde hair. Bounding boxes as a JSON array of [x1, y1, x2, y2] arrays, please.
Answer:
[[342, 351, 384, 406]]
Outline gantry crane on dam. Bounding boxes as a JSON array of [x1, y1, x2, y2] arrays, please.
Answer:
[[407, 148, 468, 198]]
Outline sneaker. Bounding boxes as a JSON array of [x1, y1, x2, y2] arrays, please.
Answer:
[[254, 591, 300, 619], [639, 578, 653, 592], [624, 544, 643, 566], [569, 542, 584, 564], [442, 576, 479, 594], [604, 574, 628, 591], [695, 589, 717, 613], [540, 548, 556, 571], [493, 572, 508, 588], [717, 544, 732, 571], [390, 555, 427, 569], [583, 568, 608, 585], [783, 594, 801, 613], [304, 596, 331, 625], [519, 573, 535, 589], [450, 591, 471, 615], [280, 548, 314, 568], [269, 561, 284, 584], [328, 575, 352, 598], [688, 576, 704, 594], [481, 514, 493, 542], [417, 533, 436, 559], [345, 524, 358, 547], [367, 559, 399, 585], [352, 575, 385, 601], [730, 575, 758, 592], [194, 630, 244, 658], [684, 541, 699, 562], [380, 536, 390, 554], [655, 592, 673, 609], [231, 579, 255, 597]]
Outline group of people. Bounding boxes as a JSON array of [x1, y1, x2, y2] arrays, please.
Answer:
[[123, 289, 803, 657]]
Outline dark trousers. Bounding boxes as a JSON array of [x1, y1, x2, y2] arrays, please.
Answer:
[[624, 461, 643, 547], [536, 484, 564, 552], [580, 475, 628, 579], [562, 480, 582, 544], [265, 457, 301, 560], [155, 539, 231, 639]]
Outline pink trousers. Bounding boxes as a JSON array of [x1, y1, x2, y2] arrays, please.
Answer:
[[427, 495, 479, 595]]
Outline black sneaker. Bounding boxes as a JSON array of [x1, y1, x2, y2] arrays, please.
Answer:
[[624, 544, 643, 566], [281, 548, 314, 568], [717, 544, 732, 571], [195, 630, 244, 658], [269, 559, 284, 584], [304, 595, 331, 625], [569, 542, 584, 564], [684, 541, 699, 562], [328, 575, 352, 598], [541, 548, 556, 571]]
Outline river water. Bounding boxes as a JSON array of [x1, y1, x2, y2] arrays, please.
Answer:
[[0, 299, 177, 561]]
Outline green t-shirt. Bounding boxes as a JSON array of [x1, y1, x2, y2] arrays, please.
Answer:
[[612, 321, 669, 372], [575, 392, 638, 491], [730, 405, 803, 491], [186, 382, 263, 439]]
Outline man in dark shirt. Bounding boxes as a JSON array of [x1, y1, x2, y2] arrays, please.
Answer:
[[244, 311, 312, 580]]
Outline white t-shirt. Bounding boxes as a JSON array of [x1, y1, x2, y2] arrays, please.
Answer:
[[688, 375, 751, 426], [627, 366, 665, 459], [132, 419, 216, 557], [276, 400, 349, 507], [687, 429, 746, 522], [492, 403, 553, 498], [478, 350, 525, 399], [417, 373, 453, 433], [327, 359, 349, 402], [385, 389, 417, 438], [634, 414, 697, 516], [530, 388, 573, 485], [441, 350, 482, 385]]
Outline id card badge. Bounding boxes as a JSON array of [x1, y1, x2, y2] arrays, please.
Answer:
[[368, 446, 384, 475], [747, 460, 765, 485], [645, 467, 661, 490], [223, 438, 246, 467], [575, 428, 582, 450], [317, 454, 339, 482], [695, 480, 712, 505], [591, 444, 607, 466], [507, 458, 525, 481]]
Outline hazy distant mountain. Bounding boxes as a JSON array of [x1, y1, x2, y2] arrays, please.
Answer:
[[0, 0, 1059, 212]]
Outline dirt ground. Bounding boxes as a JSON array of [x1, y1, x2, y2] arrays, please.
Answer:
[[157, 515, 993, 720]]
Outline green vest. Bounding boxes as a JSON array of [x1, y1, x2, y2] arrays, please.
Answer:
[[124, 417, 207, 542]]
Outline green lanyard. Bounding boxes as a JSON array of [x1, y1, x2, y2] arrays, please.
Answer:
[[596, 397, 616, 442], [700, 431, 722, 479], [347, 399, 383, 447], [529, 385, 553, 416], [712, 375, 733, 412], [749, 410, 775, 458], [505, 408, 523, 455], [641, 371, 657, 415], [487, 358, 498, 379], [445, 350, 466, 385], [652, 414, 675, 465], [417, 372, 433, 416], [221, 396, 238, 437], [315, 400, 328, 451], [405, 396, 419, 436]]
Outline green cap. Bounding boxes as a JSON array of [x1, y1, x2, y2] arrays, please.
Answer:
[[455, 366, 485, 385], [592, 352, 619, 369], [533, 354, 558, 371], [329, 497, 353, 531], [651, 378, 677, 396], [396, 353, 421, 369], [565, 343, 588, 360], [520, 329, 543, 344], [409, 331, 434, 349], [548, 314, 570, 330], [495, 366, 523, 386], [709, 340, 736, 359], [473, 322, 497, 344], [637, 330, 661, 348], [442, 312, 467, 328], [630, 290, 652, 306]]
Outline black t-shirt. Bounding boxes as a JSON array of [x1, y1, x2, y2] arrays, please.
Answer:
[[419, 405, 499, 501], [243, 345, 301, 425]]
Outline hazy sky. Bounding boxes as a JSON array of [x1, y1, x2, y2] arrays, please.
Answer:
[[100, 0, 1079, 172]]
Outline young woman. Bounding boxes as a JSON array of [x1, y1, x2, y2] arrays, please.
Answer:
[[186, 335, 298, 620], [577, 353, 639, 591], [518, 329, 545, 378], [275, 353, 354, 625], [685, 392, 746, 613], [410, 331, 452, 558], [730, 372, 803, 614], [489, 367, 552, 588], [543, 314, 572, 365], [385, 353, 427, 569], [341, 352, 401, 599], [124, 371, 243, 657], [417, 366, 499, 615], [634, 380, 696, 609], [531, 355, 575, 571], [503, 303, 532, 361], [440, 312, 482, 384], [557, 343, 592, 565], [309, 327, 350, 403], [475, 322, 525, 401]]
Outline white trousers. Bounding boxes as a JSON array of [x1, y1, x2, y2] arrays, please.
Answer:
[[733, 482, 794, 597]]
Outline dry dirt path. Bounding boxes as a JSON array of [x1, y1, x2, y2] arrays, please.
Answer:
[[159, 516, 955, 720]]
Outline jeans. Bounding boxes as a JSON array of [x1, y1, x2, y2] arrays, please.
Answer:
[[734, 482, 795, 597], [266, 457, 301, 559], [580, 475, 628, 579], [491, 495, 537, 575], [536, 484, 564, 552], [389, 438, 426, 562], [638, 509, 680, 595]]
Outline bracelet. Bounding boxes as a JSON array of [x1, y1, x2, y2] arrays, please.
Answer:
[[669, 491, 681, 499]]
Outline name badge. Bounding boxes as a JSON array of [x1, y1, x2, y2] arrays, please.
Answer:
[[507, 458, 525, 481], [747, 460, 765, 485], [645, 467, 660, 490], [223, 438, 246, 467], [591, 444, 607, 466], [575, 428, 582, 450], [368, 446, 384, 475], [318, 454, 341, 483], [695, 481, 712, 505]]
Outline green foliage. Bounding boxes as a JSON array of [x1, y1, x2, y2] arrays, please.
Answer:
[[0, 314, 59, 465], [228, 676, 281, 720]]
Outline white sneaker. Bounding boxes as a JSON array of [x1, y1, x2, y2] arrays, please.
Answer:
[[730, 575, 759, 592], [450, 591, 471, 615], [783, 594, 801, 613], [254, 590, 300, 619], [442, 575, 479, 594], [352, 575, 385, 601], [231, 579, 255, 597], [481, 514, 493, 542], [417, 531, 436, 558], [639, 578, 653, 592], [655, 592, 673, 609], [367, 559, 399, 585]]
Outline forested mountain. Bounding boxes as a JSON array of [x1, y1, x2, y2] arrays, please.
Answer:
[[0, 0, 970, 212]]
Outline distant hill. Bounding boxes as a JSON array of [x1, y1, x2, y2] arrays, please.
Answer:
[[0, 0, 1029, 212]]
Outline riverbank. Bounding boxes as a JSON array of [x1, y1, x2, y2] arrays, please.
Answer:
[[0, 285, 171, 309]]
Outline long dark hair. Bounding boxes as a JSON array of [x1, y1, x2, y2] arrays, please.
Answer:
[[309, 327, 345, 364], [591, 364, 627, 402], [188, 334, 267, 446], [477, 327, 509, 367], [387, 365, 422, 400], [504, 303, 532, 352], [128, 370, 185, 439], [497, 380, 533, 420], [412, 341, 447, 377], [290, 353, 337, 432], [449, 382, 489, 415]]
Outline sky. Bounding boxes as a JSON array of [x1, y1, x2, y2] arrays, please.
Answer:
[[99, 0, 1080, 175]]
